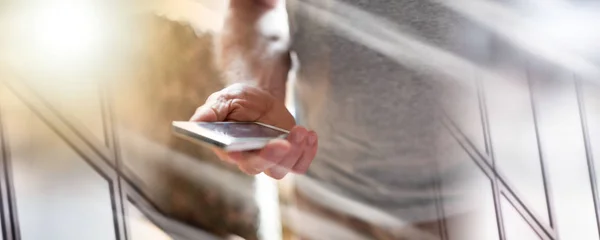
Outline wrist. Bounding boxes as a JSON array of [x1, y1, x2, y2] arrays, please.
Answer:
[[229, 0, 273, 14], [260, 52, 291, 101], [221, 51, 291, 103]]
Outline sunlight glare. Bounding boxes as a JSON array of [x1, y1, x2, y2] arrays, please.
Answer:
[[529, 7, 600, 56], [28, 1, 106, 64]]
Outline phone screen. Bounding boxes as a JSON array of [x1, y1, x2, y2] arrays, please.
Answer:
[[197, 122, 286, 138]]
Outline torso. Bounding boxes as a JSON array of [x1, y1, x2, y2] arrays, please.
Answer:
[[288, 0, 489, 222]]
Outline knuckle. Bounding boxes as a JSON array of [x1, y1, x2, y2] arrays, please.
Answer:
[[207, 91, 223, 101], [214, 93, 230, 103], [208, 89, 237, 103], [229, 99, 246, 109]]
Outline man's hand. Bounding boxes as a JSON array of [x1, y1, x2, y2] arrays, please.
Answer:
[[190, 84, 318, 179], [203, 0, 310, 180]]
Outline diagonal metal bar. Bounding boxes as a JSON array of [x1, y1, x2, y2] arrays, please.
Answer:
[[574, 78, 600, 238], [0, 71, 220, 240], [0, 74, 114, 167], [475, 73, 507, 240], [442, 113, 557, 240], [500, 191, 548, 240], [0, 75, 118, 183], [432, 153, 449, 240], [0, 73, 160, 198], [0, 73, 157, 239], [525, 64, 559, 233], [1, 77, 123, 240], [500, 186, 558, 240], [101, 83, 128, 240], [0, 86, 21, 240]]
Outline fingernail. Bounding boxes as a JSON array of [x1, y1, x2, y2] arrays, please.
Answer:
[[253, 164, 270, 173], [271, 167, 289, 179], [308, 134, 317, 146], [294, 132, 306, 144]]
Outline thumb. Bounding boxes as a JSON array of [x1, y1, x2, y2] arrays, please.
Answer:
[[190, 105, 221, 122]]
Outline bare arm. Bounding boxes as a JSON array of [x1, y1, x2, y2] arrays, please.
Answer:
[[216, 0, 292, 101], [193, 0, 317, 180]]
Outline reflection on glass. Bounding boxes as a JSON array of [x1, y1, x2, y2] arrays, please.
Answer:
[[439, 130, 499, 240], [1, 89, 116, 240], [501, 196, 540, 240], [440, 75, 486, 155], [483, 48, 549, 225], [28, 79, 107, 148], [583, 82, 600, 206], [531, 68, 600, 240], [127, 201, 172, 240]]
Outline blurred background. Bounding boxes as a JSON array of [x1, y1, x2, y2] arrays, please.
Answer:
[[0, 0, 261, 239], [0, 0, 599, 240]]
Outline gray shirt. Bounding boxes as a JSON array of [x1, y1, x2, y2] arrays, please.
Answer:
[[288, 0, 487, 223]]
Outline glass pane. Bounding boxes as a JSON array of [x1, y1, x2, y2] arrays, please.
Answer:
[[501, 197, 540, 240], [117, 122, 260, 240], [583, 82, 600, 203], [483, 49, 549, 225], [127, 201, 172, 240], [20, 75, 107, 148], [439, 130, 499, 240], [440, 74, 486, 156], [1, 89, 116, 240], [530, 66, 600, 240]]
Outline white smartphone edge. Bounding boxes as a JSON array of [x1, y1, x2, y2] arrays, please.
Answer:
[[172, 121, 289, 152]]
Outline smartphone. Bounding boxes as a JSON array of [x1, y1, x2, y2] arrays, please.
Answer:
[[172, 121, 289, 152]]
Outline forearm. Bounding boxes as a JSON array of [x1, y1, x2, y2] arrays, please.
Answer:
[[216, 0, 291, 102]]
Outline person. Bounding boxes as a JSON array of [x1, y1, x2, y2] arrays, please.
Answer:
[[192, 0, 488, 239]]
